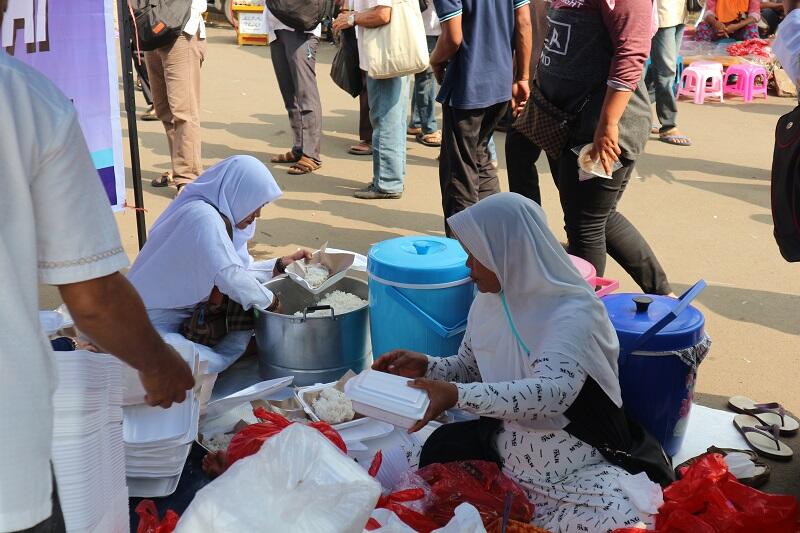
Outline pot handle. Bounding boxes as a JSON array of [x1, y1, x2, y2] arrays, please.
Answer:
[[628, 280, 707, 353], [386, 286, 467, 339], [593, 277, 619, 298], [302, 305, 335, 319]]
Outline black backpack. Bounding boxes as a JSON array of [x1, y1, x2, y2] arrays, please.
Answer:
[[771, 104, 800, 262], [265, 0, 335, 32], [130, 0, 193, 51]]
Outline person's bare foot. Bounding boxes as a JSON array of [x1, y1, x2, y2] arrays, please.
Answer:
[[202, 450, 228, 479]]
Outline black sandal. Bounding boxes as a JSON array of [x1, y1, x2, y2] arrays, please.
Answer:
[[151, 171, 172, 187]]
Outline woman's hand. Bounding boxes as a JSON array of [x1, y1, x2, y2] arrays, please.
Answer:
[[372, 349, 429, 378], [589, 120, 621, 176], [407, 378, 458, 433], [273, 249, 313, 276], [714, 19, 729, 37], [74, 338, 100, 352]]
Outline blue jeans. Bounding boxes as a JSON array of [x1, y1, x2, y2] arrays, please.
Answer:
[[368, 75, 409, 193], [645, 24, 684, 133], [410, 35, 439, 134]]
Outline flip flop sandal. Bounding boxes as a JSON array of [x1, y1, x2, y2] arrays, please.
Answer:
[[151, 171, 172, 187], [417, 131, 442, 147], [675, 446, 771, 488], [733, 415, 793, 461], [729, 395, 800, 435], [651, 124, 660, 135], [287, 156, 322, 175], [407, 127, 422, 136], [659, 133, 692, 146], [270, 151, 301, 164], [348, 142, 373, 156]]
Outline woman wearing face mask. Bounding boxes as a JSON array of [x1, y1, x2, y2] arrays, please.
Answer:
[[128, 155, 311, 373], [373, 193, 665, 532]]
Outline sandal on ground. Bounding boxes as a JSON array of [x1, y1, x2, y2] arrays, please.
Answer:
[[417, 131, 442, 147], [141, 105, 158, 121], [733, 415, 793, 461], [651, 124, 660, 135], [151, 171, 172, 187], [659, 129, 692, 146], [407, 126, 422, 136], [729, 395, 800, 435], [674, 446, 771, 488], [348, 142, 373, 156], [270, 151, 301, 164], [287, 156, 322, 175]]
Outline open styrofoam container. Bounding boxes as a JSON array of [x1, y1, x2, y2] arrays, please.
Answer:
[[295, 373, 371, 430], [127, 471, 183, 498], [344, 370, 430, 429], [123, 392, 198, 445], [203, 376, 293, 419], [285, 244, 356, 295]]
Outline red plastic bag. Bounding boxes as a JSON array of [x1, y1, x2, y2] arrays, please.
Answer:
[[225, 408, 347, 468], [613, 454, 800, 533], [416, 461, 534, 528], [135, 500, 179, 533]]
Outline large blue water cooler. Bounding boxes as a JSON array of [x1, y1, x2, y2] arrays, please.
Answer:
[[603, 281, 710, 457], [368, 237, 475, 359]]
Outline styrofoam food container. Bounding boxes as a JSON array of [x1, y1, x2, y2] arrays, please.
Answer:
[[204, 376, 293, 419], [338, 419, 394, 444], [295, 382, 371, 430], [127, 472, 182, 498], [344, 370, 430, 429], [123, 393, 197, 445]]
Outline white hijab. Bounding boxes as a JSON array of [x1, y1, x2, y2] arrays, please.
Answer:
[[447, 193, 622, 429], [128, 156, 282, 309]]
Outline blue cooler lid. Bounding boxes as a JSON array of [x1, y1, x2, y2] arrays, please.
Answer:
[[603, 285, 706, 353], [368, 237, 470, 285]]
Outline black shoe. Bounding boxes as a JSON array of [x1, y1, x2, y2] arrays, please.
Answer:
[[354, 184, 402, 200]]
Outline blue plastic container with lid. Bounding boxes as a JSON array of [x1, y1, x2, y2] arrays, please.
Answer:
[[602, 280, 709, 456], [368, 237, 475, 359]]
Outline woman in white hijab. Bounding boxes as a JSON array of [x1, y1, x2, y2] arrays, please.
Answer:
[[374, 193, 659, 532], [128, 156, 311, 373]]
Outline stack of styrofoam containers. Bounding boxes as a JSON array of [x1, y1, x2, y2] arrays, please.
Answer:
[[123, 340, 200, 498], [344, 370, 430, 429], [51, 351, 129, 533]]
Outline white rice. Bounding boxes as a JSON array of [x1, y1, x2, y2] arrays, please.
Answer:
[[204, 432, 234, 452], [304, 264, 331, 288], [312, 387, 355, 425], [294, 290, 367, 317]]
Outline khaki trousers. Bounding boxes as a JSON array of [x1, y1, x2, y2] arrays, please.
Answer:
[[144, 34, 206, 184]]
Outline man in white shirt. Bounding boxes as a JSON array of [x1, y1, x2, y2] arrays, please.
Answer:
[[264, 10, 324, 174], [646, 0, 691, 147], [409, 2, 442, 147], [145, 0, 207, 193], [0, 3, 195, 530]]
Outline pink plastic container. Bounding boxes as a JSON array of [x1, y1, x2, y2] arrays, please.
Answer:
[[569, 255, 619, 297]]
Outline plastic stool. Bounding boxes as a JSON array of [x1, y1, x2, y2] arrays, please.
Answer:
[[678, 62, 724, 104], [723, 63, 769, 103]]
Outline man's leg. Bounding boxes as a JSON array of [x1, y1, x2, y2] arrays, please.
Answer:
[[285, 32, 323, 162], [161, 34, 205, 185], [367, 76, 408, 194], [270, 30, 303, 158], [476, 102, 508, 200], [439, 103, 485, 234], [650, 26, 680, 133], [505, 127, 543, 205], [359, 70, 373, 144], [144, 48, 175, 162]]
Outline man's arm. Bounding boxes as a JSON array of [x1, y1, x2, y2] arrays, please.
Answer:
[[332, 5, 392, 32], [430, 16, 463, 83], [58, 272, 195, 408], [512, 4, 533, 115]]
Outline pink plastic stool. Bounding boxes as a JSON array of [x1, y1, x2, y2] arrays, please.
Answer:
[[723, 63, 769, 103], [678, 62, 724, 104]]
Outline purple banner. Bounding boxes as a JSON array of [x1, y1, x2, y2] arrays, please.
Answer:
[[2, 0, 125, 209]]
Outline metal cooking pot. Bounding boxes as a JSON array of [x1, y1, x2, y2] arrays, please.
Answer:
[[254, 276, 370, 387]]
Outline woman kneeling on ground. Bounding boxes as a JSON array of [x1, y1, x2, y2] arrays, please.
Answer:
[[128, 155, 311, 374], [696, 0, 762, 41], [373, 193, 664, 533]]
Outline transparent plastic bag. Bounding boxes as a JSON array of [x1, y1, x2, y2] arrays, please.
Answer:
[[176, 424, 381, 533]]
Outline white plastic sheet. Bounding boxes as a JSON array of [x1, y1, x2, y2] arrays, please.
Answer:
[[175, 424, 381, 533]]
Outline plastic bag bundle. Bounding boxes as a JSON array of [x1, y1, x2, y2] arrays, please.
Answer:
[[176, 424, 381, 533], [136, 500, 179, 533], [225, 407, 346, 467], [613, 454, 800, 533]]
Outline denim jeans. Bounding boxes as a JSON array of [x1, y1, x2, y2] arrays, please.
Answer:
[[368, 75, 409, 193], [646, 24, 684, 133], [410, 36, 439, 134]]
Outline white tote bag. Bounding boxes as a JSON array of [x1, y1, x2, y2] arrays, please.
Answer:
[[363, 0, 429, 80]]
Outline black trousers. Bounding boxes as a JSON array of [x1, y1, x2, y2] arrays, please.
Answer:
[[506, 126, 543, 205], [359, 70, 372, 144], [440, 101, 508, 235], [550, 146, 672, 295], [132, 48, 152, 106]]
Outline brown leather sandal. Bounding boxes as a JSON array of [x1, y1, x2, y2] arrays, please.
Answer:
[[287, 156, 322, 175], [151, 171, 172, 187], [270, 151, 301, 164]]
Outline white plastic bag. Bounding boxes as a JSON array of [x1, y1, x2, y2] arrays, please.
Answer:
[[365, 504, 487, 533], [176, 424, 381, 533]]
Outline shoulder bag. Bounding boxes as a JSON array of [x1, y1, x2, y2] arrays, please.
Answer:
[[129, 0, 192, 51], [363, 0, 429, 79]]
